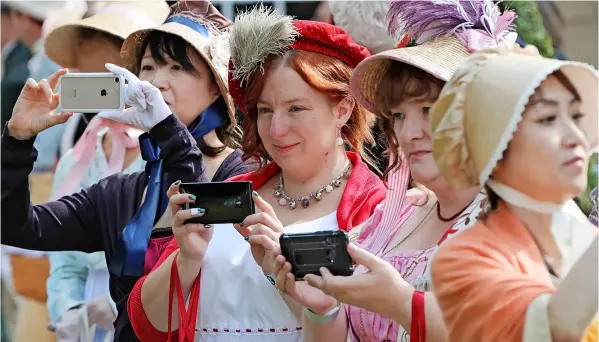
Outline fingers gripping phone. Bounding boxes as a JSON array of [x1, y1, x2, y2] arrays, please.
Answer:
[[179, 181, 256, 225], [59, 73, 125, 112], [280, 230, 354, 280]]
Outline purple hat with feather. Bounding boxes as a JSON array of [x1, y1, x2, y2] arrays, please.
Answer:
[[351, 0, 517, 115]]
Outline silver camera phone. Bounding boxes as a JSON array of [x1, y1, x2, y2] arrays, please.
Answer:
[[59, 73, 125, 112]]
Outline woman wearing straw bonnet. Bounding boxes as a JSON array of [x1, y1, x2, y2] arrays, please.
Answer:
[[1, 1, 251, 341], [42, 2, 169, 342], [428, 46, 598, 340], [127, 5, 386, 342], [272, 1, 516, 341]]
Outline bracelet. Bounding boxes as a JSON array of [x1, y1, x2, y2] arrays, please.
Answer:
[[304, 302, 341, 325]]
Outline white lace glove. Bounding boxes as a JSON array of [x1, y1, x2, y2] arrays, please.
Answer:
[[98, 63, 172, 131], [54, 305, 86, 342], [86, 295, 117, 331]]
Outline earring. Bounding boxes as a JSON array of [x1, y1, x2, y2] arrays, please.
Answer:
[[336, 127, 344, 146]]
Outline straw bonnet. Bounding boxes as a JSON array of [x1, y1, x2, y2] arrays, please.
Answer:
[[120, 1, 236, 123], [44, 1, 170, 68], [351, 0, 518, 115], [227, 5, 370, 115], [431, 47, 599, 190], [328, 1, 396, 54]]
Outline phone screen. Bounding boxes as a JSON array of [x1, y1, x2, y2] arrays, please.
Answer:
[[180, 181, 255, 225]]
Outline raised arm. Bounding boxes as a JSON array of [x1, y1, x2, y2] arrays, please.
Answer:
[[547, 236, 597, 341], [2, 65, 206, 253], [1, 128, 105, 252], [128, 181, 212, 340]]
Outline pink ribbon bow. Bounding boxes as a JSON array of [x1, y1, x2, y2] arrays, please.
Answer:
[[454, 11, 516, 52], [52, 116, 143, 200]]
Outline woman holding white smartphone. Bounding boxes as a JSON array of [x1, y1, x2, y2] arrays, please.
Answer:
[[0, 1, 252, 341]]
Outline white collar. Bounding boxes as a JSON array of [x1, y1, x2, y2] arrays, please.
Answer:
[[487, 180, 566, 214]]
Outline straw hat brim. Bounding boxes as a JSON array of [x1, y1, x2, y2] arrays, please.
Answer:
[[45, 9, 168, 68], [45, 24, 121, 69], [350, 36, 469, 115], [120, 23, 236, 124]]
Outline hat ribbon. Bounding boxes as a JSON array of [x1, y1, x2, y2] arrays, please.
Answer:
[[165, 15, 210, 38], [52, 116, 142, 200], [487, 179, 565, 214]]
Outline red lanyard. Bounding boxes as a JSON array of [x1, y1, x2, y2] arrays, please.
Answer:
[[168, 252, 201, 342], [410, 290, 426, 342]]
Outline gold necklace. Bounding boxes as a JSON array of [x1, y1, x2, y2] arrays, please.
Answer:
[[380, 203, 436, 258]]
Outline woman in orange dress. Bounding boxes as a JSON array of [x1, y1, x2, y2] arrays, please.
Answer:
[[429, 47, 598, 341]]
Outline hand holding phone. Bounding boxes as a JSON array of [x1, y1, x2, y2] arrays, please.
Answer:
[[97, 63, 172, 131], [59, 72, 125, 113], [280, 230, 354, 280], [179, 181, 256, 225], [8, 68, 73, 140]]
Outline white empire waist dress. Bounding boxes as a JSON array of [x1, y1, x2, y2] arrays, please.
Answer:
[[196, 211, 338, 342]]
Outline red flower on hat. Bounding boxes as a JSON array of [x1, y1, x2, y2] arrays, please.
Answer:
[[228, 17, 370, 114]]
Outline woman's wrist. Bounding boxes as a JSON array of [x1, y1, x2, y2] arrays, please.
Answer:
[[304, 300, 341, 324], [307, 298, 339, 316], [6, 120, 34, 140], [389, 280, 416, 325], [176, 253, 203, 283]]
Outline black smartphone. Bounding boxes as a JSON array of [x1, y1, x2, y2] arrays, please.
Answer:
[[179, 181, 255, 225], [279, 230, 354, 280]]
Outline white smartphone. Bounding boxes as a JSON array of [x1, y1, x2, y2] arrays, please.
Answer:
[[59, 73, 125, 112]]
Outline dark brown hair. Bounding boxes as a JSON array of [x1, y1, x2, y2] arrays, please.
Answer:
[[241, 49, 378, 169], [142, 30, 241, 157], [527, 69, 581, 107], [373, 61, 445, 183]]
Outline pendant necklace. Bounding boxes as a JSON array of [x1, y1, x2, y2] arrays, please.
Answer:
[[273, 162, 351, 210]]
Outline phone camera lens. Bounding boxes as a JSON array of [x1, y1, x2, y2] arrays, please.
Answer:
[[324, 237, 334, 245], [114, 77, 120, 83], [326, 249, 336, 260]]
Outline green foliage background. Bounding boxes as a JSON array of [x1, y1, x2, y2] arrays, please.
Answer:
[[497, 1, 555, 58], [577, 154, 598, 215]]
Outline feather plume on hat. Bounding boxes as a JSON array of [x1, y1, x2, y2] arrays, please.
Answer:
[[387, 0, 517, 51], [229, 4, 298, 87]]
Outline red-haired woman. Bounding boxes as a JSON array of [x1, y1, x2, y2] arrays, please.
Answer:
[[127, 6, 386, 342]]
